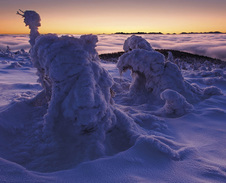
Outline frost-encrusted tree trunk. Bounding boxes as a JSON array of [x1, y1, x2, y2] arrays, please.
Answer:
[[18, 10, 144, 165], [17, 9, 40, 46], [17, 10, 53, 103]]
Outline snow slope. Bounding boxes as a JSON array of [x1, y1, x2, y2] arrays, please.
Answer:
[[0, 34, 226, 183]]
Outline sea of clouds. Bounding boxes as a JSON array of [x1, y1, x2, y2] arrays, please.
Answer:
[[98, 34, 226, 61], [0, 34, 226, 61], [0, 34, 30, 51]]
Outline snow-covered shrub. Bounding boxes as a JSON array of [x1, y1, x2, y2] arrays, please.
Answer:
[[117, 49, 193, 100], [167, 51, 174, 62], [213, 69, 224, 77], [193, 68, 225, 78], [0, 46, 15, 59], [118, 36, 199, 103], [191, 62, 201, 71], [123, 35, 153, 52], [200, 66, 207, 71], [117, 35, 222, 104], [204, 61, 212, 71], [37, 36, 115, 127], [159, 89, 193, 116], [27, 31, 121, 153]]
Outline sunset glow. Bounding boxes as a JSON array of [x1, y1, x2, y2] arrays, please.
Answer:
[[1, 0, 226, 34]]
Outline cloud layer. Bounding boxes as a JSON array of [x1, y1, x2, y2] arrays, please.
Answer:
[[97, 34, 226, 61], [0, 34, 226, 61], [0, 34, 30, 52]]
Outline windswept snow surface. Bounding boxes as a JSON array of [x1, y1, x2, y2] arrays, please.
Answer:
[[0, 34, 226, 183]]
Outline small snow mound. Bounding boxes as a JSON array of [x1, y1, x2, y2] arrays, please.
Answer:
[[136, 135, 198, 161], [123, 35, 153, 52], [137, 136, 180, 160], [203, 86, 223, 97], [159, 89, 193, 116], [5, 62, 22, 69], [131, 113, 167, 130]]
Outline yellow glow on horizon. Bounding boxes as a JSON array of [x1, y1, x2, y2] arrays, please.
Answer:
[[2, 15, 226, 35], [1, 1, 226, 35], [29, 15, 226, 35]]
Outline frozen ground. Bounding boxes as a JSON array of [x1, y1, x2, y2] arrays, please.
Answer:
[[0, 34, 226, 183]]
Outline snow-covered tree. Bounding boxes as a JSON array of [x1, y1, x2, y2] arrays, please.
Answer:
[[117, 35, 222, 104], [18, 10, 146, 165]]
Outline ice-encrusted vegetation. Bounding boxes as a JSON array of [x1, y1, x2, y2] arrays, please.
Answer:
[[158, 89, 194, 116], [117, 35, 223, 105]]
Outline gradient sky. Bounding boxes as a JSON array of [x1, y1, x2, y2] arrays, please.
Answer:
[[0, 0, 226, 34]]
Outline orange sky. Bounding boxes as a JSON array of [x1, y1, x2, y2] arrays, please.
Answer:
[[0, 0, 226, 34]]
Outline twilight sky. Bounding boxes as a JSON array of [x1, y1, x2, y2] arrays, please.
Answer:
[[0, 0, 226, 34]]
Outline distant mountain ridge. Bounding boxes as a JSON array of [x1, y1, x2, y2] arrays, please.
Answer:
[[114, 31, 225, 35]]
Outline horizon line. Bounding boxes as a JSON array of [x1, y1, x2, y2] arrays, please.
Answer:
[[1, 31, 226, 35]]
